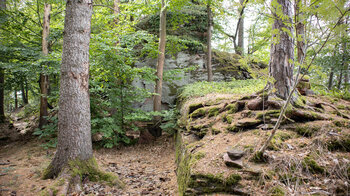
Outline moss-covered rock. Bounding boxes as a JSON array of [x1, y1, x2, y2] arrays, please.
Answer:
[[188, 103, 204, 115], [176, 131, 243, 195], [208, 107, 220, 117], [190, 108, 207, 118], [267, 132, 293, 151]]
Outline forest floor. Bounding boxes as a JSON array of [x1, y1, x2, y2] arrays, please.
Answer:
[[0, 115, 177, 196]]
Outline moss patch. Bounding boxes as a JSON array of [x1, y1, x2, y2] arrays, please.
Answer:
[[302, 157, 326, 174], [295, 125, 319, 137], [208, 107, 220, 117], [326, 135, 350, 152], [188, 103, 204, 114], [267, 132, 292, 151], [190, 108, 207, 118], [333, 120, 350, 128], [268, 185, 286, 196]]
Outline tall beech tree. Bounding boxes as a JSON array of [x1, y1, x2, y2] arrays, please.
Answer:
[[268, 0, 294, 100], [39, 3, 51, 128], [152, 0, 167, 137]]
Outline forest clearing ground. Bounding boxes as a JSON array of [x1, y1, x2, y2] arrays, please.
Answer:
[[0, 133, 177, 195]]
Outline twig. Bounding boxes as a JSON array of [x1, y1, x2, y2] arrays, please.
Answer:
[[0, 173, 7, 176], [318, 102, 350, 119], [0, 162, 10, 165]]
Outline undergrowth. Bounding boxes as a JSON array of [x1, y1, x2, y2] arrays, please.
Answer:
[[178, 79, 265, 101]]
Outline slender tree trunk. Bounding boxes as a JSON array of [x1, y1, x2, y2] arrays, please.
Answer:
[[268, 0, 295, 100], [14, 90, 17, 109], [152, 0, 167, 137], [338, 69, 343, 89], [0, 69, 4, 122], [21, 82, 27, 105], [237, 0, 244, 55], [25, 81, 28, 102], [206, 1, 213, 82], [0, 0, 6, 122], [295, 0, 305, 64], [44, 0, 93, 178], [328, 68, 334, 90], [39, 3, 51, 128]]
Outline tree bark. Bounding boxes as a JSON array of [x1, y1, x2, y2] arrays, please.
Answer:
[[237, 0, 244, 55], [14, 90, 17, 109], [268, 0, 295, 100], [44, 0, 93, 178], [206, 1, 213, 82], [338, 69, 343, 89], [0, 0, 6, 122], [21, 82, 28, 105], [39, 3, 51, 128], [328, 68, 334, 90], [295, 0, 305, 64], [152, 0, 167, 137]]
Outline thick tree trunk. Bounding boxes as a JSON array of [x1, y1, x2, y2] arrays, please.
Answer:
[[206, 1, 213, 82], [268, 0, 294, 100], [152, 0, 167, 137], [237, 0, 244, 55], [39, 3, 51, 128], [44, 0, 93, 178], [0, 0, 6, 122], [295, 0, 305, 64]]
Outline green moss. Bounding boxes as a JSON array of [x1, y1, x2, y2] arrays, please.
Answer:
[[223, 114, 234, 124], [227, 125, 238, 132], [225, 174, 242, 186], [256, 110, 280, 119], [211, 127, 221, 135], [68, 158, 123, 187], [302, 157, 326, 174], [226, 103, 239, 114], [333, 120, 350, 128], [193, 151, 205, 161], [337, 105, 346, 110], [190, 108, 207, 118], [295, 125, 319, 137], [267, 131, 292, 151], [188, 103, 204, 114], [208, 107, 220, 117], [269, 185, 286, 196], [327, 135, 350, 152], [251, 151, 268, 163]]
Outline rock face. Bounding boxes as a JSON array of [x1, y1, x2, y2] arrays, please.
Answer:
[[132, 51, 258, 111]]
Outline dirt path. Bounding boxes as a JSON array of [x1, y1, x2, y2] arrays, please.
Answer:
[[0, 135, 177, 196]]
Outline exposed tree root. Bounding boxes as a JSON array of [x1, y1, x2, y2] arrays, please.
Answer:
[[316, 102, 350, 119], [42, 158, 124, 195]]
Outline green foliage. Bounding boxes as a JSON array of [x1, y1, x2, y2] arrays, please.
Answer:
[[33, 116, 57, 149], [159, 108, 180, 135]]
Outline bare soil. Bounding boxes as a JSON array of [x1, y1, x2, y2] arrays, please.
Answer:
[[0, 134, 177, 196]]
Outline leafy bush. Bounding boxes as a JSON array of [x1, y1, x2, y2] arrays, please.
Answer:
[[33, 116, 57, 149]]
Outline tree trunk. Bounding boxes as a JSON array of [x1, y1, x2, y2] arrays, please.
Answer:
[[338, 69, 343, 89], [21, 81, 28, 105], [39, 3, 51, 128], [328, 68, 334, 90], [295, 0, 305, 64], [206, 1, 213, 82], [152, 0, 167, 137], [0, 0, 6, 122], [237, 0, 244, 55], [268, 0, 294, 100], [14, 90, 17, 109], [114, 0, 120, 24], [44, 0, 93, 178]]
